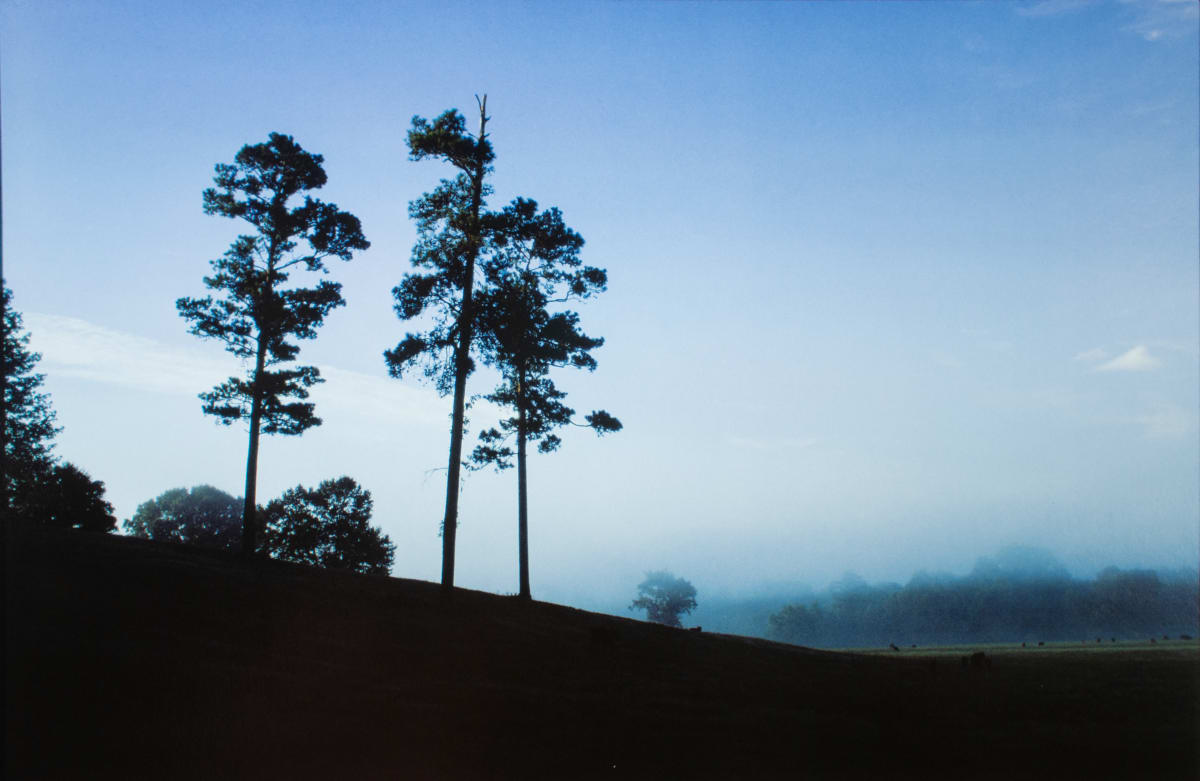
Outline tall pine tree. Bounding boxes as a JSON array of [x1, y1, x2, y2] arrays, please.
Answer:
[[178, 133, 368, 555], [470, 199, 620, 599], [385, 97, 493, 589]]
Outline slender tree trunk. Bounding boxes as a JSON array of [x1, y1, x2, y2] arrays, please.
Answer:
[[241, 337, 267, 557], [516, 369, 530, 600], [440, 96, 489, 591]]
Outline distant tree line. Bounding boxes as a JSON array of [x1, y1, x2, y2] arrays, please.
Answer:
[[767, 547, 1199, 648]]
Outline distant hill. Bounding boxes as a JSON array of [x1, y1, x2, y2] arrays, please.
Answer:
[[5, 521, 1196, 779]]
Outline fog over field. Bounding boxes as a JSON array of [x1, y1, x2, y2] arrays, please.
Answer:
[[3, 0, 1196, 607]]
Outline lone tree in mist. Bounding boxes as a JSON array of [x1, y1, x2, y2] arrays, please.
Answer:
[[468, 198, 621, 600], [384, 97, 493, 590], [124, 485, 242, 550], [260, 476, 394, 575], [178, 133, 369, 556], [630, 571, 698, 628]]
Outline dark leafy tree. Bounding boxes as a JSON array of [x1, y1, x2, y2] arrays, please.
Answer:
[[124, 485, 242, 550], [469, 198, 621, 599], [28, 462, 116, 533], [2, 282, 61, 518], [630, 571, 698, 628], [384, 97, 493, 589], [260, 477, 395, 575], [178, 133, 369, 556]]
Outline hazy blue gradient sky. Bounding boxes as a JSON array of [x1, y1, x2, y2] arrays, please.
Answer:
[[3, 0, 1197, 607]]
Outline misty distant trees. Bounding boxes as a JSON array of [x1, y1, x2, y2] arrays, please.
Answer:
[[3, 282, 116, 532], [178, 133, 369, 556], [630, 571, 698, 627], [767, 548, 1200, 648]]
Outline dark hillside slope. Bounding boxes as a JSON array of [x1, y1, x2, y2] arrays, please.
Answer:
[[5, 521, 1196, 780]]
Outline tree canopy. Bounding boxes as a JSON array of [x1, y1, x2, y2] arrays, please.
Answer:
[[124, 485, 242, 550], [28, 462, 117, 533], [261, 477, 395, 576], [177, 132, 369, 555]]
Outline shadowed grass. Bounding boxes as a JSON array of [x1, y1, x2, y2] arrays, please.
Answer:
[[5, 521, 1197, 780]]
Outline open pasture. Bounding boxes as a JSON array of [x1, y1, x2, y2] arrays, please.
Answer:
[[6, 522, 1198, 780]]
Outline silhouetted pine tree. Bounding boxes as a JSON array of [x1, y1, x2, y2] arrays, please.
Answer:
[[469, 199, 620, 600], [384, 97, 493, 590], [178, 134, 368, 555]]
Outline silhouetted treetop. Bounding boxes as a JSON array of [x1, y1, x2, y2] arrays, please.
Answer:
[[407, 108, 495, 169]]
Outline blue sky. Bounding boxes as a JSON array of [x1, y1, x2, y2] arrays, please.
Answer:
[[3, 0, 1197, 606]]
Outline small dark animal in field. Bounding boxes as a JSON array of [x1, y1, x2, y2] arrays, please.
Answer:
[[962, 651, 990, 671], [1021, 642, 1026, 647], [689, 626, 702, 632], [889, 643, 900, 652], [590, 626, 620, 648], [911, 644, 917, 648], [1162, 635, 1169, 640], [1111, 638, 1116, 642], [1096, 638, 1101, 643], [1038, 641, 1044, 646], [1181, 635, 1193, 640]]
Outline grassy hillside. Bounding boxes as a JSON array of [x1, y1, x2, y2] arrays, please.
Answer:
[[5, 521, 1197, 780]]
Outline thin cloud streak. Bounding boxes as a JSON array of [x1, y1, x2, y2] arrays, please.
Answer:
[[1120, 0, 1199, 41], [1134, 403, 1198, 438], [1017, 0, 1097, 18], [1073, 347, 1108, 363], [25, 313, 445, 428]]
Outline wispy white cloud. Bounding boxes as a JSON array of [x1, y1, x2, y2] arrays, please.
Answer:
[[1096, 345, 1162, 372], [728, 435, 819, 452], [26, 313, 228, 395], [1134, 403, 1198, 438], [25, 313, 445, 427], [1074, 347, 1109, 363], [1019, 0, 1197, 40], [1017, 0, 1097, 18], [1120, 0, 1199, 41]]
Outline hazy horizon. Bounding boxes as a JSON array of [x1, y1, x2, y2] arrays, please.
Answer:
[[4, 0, 1197, 607]]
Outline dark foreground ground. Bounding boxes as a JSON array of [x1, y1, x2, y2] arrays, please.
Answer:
[[5, 522, 1198, 780]]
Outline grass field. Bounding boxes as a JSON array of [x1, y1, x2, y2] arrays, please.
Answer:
[[5, 521, 1198, 780]]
